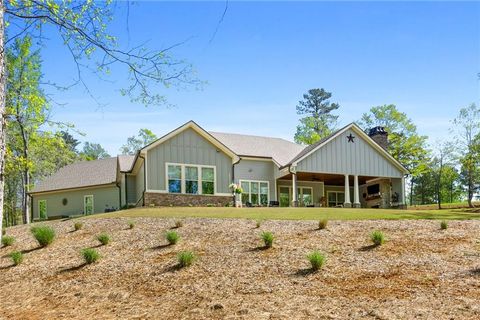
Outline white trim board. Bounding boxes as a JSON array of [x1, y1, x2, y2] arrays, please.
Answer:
[[165, 162, 217, 196]]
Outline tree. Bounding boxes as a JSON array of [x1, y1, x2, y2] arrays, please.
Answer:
[[80, 142, 110, 161], [120, 129, 157, 155], [294, 88, 340, 145], [358, 105, 429, 205], [430, 141, 454, 209], [59, 131, 80, 154], [0, 1, 197, 230], [452, 104, 480, 208]]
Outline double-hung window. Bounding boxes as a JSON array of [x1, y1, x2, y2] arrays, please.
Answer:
[[167, 163, 216, 195], [240, 180, 269, 206]]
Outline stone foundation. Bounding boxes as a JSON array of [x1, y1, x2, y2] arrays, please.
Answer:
[[144, 192, 233, 207]]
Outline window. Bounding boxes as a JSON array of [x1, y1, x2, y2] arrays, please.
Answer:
[[166, 163, 216, 195], [327, 191, 344, 207], [185, 166, 198, 194], [298, 187, 313, 206], [39, 200, 47, 220], [201, 167, 214, 195], [240, 180, 269, 206], [84, 195, 94, 215], [279, 187, 290, 207], [168, 165, 182, 193]]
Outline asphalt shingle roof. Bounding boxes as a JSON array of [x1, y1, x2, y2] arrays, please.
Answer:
[[118, 155, 136, 172], [31, 157, 118, 193], [209, 132, 304, 166]]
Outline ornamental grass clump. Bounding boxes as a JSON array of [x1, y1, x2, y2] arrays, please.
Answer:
[[165, 230, 180, 245], [82, 248, 100, 264], [74, 222, 84, 231], [1, 235, 15, 247], [31, 226, 56, 247], [177, 251, 196, 268], [440, 220, 448, 230], [370, 230, 385, 246], [128, 221, 135, 229], [97, 233, 111, 246], [307, 251, 326, 271], [318, 219, 328, 230], [261, 231, 274, 248], [10, 251, 23, 266], [174, 220, 184, 228], [255, 219, 263, 228]]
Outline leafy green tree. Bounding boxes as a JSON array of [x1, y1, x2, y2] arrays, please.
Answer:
[[358, 105, 429, 205], [120, 129, 157, 155], [441, 165, 462, 204], [430, 141, 454, 209], [60, 131, 81, 154], [294, 88, 340, 145], [452, 104, 480, 208], [80, 142, 110, 161]]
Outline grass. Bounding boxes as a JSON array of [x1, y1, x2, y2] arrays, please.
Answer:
[[74, 222, 84, 231], [9, 251, 23, 266], [261, 231, 274, 248], [370, 230, 385, 246], [1, 235, 15, 247], [318, 219, 328, 230], [31, 226, 56, 247], [97, 233, 111, 246], [307, 251, 326, 271], [174, 220, 184, 228], [165, 230, 180, 245], [128, 221, 135, 229], [82, 248, 100, 264], [440, 220, 448, 230], [177, 251, 196, 268], [93, 206, 480, 221]]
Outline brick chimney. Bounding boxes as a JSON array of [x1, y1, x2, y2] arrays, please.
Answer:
[[368, 126, 389, 150]]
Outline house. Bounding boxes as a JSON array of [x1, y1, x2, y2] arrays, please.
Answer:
[[30, 121, 408, 219]]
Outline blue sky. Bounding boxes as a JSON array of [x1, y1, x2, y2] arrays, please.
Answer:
[[39, 1, 479, 155]]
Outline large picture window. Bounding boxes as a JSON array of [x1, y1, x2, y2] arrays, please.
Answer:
[[240, 180, 269, 206], [166, 163, 216, 195], [327, 191, 344, 207]]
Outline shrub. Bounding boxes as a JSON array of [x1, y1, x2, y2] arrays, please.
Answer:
[[174, 220, 183, 228], [318, 219, 328, 230], [2, 228, 5, 236], [370, 230, 385, 246], [307, 251, 326, 271], [177, 251, 196, 268], [165, 230, 180, 245], [128, 221, 135, 229], [261, 231, 274, 248], [206, 203, 214, 207], [82, 248, 100, 264], [440, 220, 448, 230], [74, 222, 84, 231], [255, 219, 263, 228], [97, 233, 111, 246], [31, 226, 56, 247], [1, 235, 15, 247], [10, 251, 23, 266]]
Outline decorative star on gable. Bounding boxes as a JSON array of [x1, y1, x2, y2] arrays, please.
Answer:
[[347, 133, 355, 143]]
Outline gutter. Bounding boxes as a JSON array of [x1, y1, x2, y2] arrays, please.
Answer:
[[116, 181, 121, 211], [232, 158, 241, 206], [124, 172, 128, 208], [139, 154, 146, 206]]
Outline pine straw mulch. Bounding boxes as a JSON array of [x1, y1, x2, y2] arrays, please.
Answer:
[[0, 218, 479, 320]]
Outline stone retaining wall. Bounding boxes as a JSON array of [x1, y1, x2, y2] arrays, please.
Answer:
[[144, 192, 233, 207]]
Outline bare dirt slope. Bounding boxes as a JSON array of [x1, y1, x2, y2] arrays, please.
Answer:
[[1, 218, 479, 320]]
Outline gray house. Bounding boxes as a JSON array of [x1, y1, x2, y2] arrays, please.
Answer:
[[30, 121, 408, 219]]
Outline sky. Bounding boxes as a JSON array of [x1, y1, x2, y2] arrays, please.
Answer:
[[35, 1, 480, 155]]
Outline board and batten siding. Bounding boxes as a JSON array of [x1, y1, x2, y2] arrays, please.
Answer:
[[234, 159, 276, 201], [135, 161, 145, 204], [126, 175, 137, 204], [32, 185, 119, 219], [146, 128, 233, 194], [296, 129, 404, 178]]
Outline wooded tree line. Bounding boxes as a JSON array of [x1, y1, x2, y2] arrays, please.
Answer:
[[295, 88, 480, 209]]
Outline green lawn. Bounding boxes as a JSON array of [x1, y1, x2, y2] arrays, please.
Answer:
[[93, 206, 480, 221]]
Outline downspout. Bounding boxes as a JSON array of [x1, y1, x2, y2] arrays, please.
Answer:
[[139, 154, 146, 206], [232, 158, 241, 206], [124, 172, 128, 208], [116, 181, 121, 211]]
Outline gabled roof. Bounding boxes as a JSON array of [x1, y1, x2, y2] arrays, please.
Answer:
[[31, 157, 118, 194], [209, 132, 304, 166], [118, 155, 136, 172], [284, 122, 409, 174]]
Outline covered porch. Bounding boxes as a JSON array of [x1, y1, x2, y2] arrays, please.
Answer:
[[277, 172, 405, 208]]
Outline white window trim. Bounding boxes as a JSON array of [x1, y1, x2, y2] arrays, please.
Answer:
[[84, 195, 94, 215], [326, 191, 344, 207], [277, 186, 313, 206], [239, 179, 270, 206], [165, 162, 217, 195], [38, 200, 47, 219]]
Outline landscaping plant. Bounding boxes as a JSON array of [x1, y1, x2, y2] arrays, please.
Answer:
[[128, 221, 135, 229], [318, 219, 328, 230], [177, 251, 196, 268], [307, 250, 326, 271], [261, 231, 274, 248], [165, 230, 180, 245], [1, 235, 15, 247], [370, 230, 385, 246], [82, 248, 101, 264], [97, 233, 111, 246], [255, 219, 263, 228], [174, 220, 184, 228], [440, 221, 448, 230], [74, 222, 84, 231], [10, 251, 23, 266], [31, 226, 56, 247]]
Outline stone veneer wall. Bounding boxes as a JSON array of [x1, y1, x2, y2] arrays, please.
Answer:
[[144, 192, 233, 207]]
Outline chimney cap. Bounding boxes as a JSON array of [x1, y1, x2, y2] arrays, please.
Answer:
[[368, 126, 387, 136]]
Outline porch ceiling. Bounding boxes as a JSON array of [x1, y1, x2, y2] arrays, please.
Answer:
[[281, 172, 378, 186]]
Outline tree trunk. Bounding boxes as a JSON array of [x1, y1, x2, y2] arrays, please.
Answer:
[[468, 171, 474, 208], [19, 122, 30, 224], [0, 1, 6, 234]]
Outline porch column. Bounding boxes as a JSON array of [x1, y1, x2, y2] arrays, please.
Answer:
[[291, 173, 298, 207], [401, 176, 406, 207], [344, 174, 351, 208], [353, 175, 360, 208]]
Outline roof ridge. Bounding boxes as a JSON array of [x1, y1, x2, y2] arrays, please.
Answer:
[[209, 131, 301, 145]]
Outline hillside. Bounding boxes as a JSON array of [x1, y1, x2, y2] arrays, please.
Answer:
[[1, 217, 479, 319]]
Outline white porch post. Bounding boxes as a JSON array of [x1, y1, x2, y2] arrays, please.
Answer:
[[401, 176, 406, 207], [353, 175, 360, 208], [292, 173, 298, 207], [344, 174, 351, 208]]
